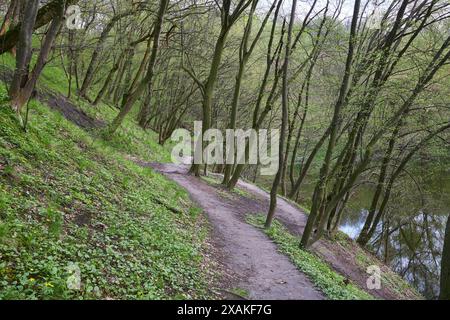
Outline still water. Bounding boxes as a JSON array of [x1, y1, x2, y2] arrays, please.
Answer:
[[338, 167, 450, 299]]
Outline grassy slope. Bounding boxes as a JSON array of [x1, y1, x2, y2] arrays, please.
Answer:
[[0, 54, 217, 299]]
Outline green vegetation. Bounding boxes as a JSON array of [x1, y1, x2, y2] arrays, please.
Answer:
[[0, 84, 215, 299], [246, 214, 374, 300], [229, 287, 249, 299]]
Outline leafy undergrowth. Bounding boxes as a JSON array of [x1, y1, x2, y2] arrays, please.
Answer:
[[0, 85, 215, 299], [247, 214, 374, 300], [1, 52, 171, 164]]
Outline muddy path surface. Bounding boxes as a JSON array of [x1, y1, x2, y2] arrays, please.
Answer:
[[145, 163, 420, 300], [147, 163, 324, 300]]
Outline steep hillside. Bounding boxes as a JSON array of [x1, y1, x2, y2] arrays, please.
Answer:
[[0, 82, 217, 299]]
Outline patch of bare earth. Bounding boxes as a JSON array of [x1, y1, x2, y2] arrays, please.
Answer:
[[0, 66, 105, 130], [147, 163, 324, 300]]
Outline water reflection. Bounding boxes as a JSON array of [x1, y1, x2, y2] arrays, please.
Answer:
[[339, 209, 366, 239], [339, 168, 450, 299], [257, 165, 449, 299]]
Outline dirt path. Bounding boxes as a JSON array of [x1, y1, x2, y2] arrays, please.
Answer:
[[146, 163, 421, 300], [220, 174, 420, 300], [148, 163, 324, 300]]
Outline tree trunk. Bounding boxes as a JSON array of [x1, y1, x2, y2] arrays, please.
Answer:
[[190, 30, 228, 176], [300, 0, 361, 247], [10, 0, 65, 122], [0, 0, 80, 55], [440, 215, 450, 300], [222, 0, 274, 184], [109, 0, 169, 134], [93, 55, 123, 106], [9, 0, 40, 112], [357, 121, 401, 246], [79, 10, 133, 97], [136, 0, 167, 127]]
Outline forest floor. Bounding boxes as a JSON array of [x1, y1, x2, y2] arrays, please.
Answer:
[[0, 63, 423, 300]]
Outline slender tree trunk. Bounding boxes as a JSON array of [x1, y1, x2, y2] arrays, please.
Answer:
[[113, 47, 134, 105], [190, 30, 228, 176], [128, 36, 152, 94], [300, 0, 361, 247], [440, 215, 450, 300], [357, 121, 401, 246], [66, 30, 75, 98], [93, 55, 123, 106], [108, 56, 125, 100], [265, 0, 296, 228], [223, 56, 246, 184], [136, 2, 167, 127], [79, 10, 133, 97], [222, 0, 275, 184], [226, 18, 285, 189]]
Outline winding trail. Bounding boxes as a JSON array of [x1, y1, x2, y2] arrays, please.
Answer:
[[5, 65, 418, 300], [147, 162, 324, 300], [144, 162, 420, 300]]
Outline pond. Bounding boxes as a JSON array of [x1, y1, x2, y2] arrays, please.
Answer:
[[339, 167, 450, 299]]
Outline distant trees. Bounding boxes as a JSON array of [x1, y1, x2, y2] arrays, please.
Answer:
[[221, 0, 277, 185], [108, 0, 170, 134], [300, 0, 361, 247], [226, 0, 332, 190], [79, 9, 137, 99], [186, 0, 253, 176]]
